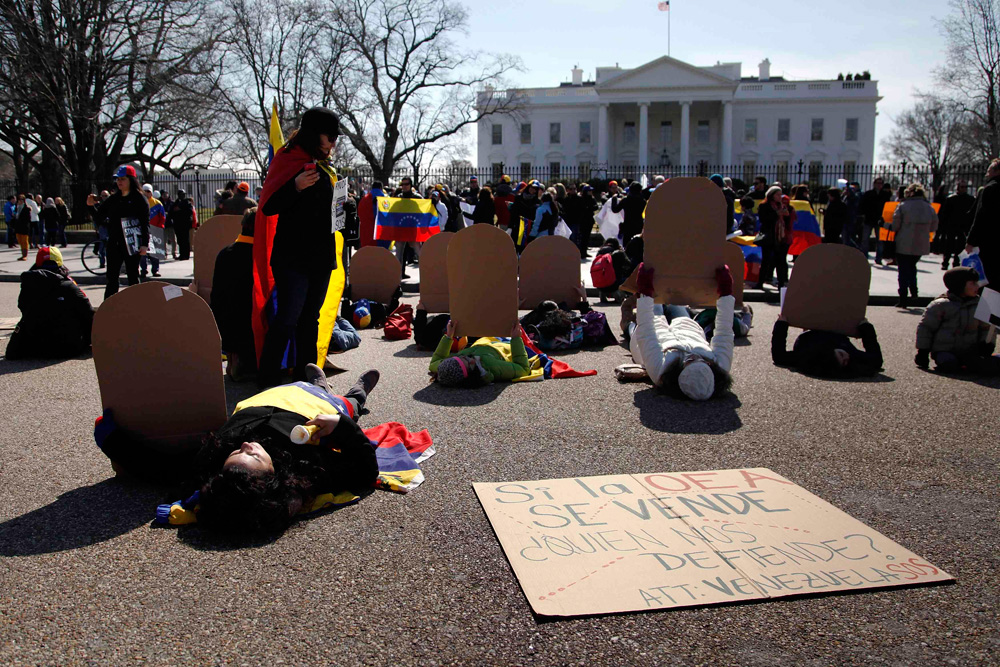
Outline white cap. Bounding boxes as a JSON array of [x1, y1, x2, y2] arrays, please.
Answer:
[[678, 362, 715, 401], [153, 190, 161, 199], [836, 178, 848, 189], [142, 183, 153, 193]]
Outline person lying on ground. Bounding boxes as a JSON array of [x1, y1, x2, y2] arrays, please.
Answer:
[[625, 263, 735, 400], [771, 314, 882, 377], [5, 246, 94, 360], [429, 320, 530, 386], [915, 266, 998, 374], [414, 300, 468, 351], [695, 304, 754, 340]]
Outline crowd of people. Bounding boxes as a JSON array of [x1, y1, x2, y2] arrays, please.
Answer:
[[4, 106, 998, 537]]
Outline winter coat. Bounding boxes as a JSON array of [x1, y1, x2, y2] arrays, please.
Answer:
[[966, 176, 1000, 285], [771, 320, 882, 377], [101, 190, 150, 251], [823, 200, 847, 243], [262, 163, 337, 273], [509, 193, 540, 231], [629, 294, 735, 387], [429, 333, 532, 383], [756, 202, 781, 246], [891, 197, 939, 256], [860, 188, 889, 228], [358, 190, 379, 246], [168, 197, 195, 229], [916, 292, 991, 354], [611, 193, 645, 237], [13, 205, 31, 235], [938, 192, 975, 234], [472, 197, 496, 224], [56, 203, 70, 228], [5, 264, 94, 359], [219, 192, 257, 216]]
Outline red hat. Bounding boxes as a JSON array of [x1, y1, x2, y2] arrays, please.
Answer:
[[114, 165, 137, 178], [608, 180, 618, 186], [237, 182, 250, 193]]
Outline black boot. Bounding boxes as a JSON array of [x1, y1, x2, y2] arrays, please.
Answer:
[[355, 369, 380, 395], [894, 291, 908, 309], [304, 363, 331, 393]]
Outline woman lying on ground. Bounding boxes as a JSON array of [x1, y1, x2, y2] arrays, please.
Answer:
[[771, 315, 882, 377], [625, 263, 735, 400], [193, 366, 381, 533], [429, 320, 531, 386]]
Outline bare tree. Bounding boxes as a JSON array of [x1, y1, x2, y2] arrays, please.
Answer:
[[0, 0, 227, 216], [882, 94, 976, 191], [319, 0, 522, 181], [937, 0, 1000, 158]]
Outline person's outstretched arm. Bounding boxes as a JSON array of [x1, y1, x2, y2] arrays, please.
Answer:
[[428, 334, 454, 374], [854, 321, 884, 373], [631, 294, 671, 385]]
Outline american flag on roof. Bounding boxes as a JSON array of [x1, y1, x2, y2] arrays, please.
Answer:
[[658, 1, 670, 10]]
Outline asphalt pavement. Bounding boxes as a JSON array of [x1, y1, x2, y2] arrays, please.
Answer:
[[0, 284, 997, 666]]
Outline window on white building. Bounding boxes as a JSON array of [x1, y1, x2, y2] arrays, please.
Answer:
[[520, 162, 532, 180], [845, 118, 859, 142], [811, 119, 824, 142], [777, 118, 790, 142], [776, 161, 789, 183], [624, 121, 636, 145], [550, 122, 561, 144], [744, 119, 758, 143], [697, 120, 710, 144], [579, 121, 591, 144], [492, 124, 502, 145], [520, 123, 532, 144], [550, 162, 561, 179], [660, 121, 673, 145]]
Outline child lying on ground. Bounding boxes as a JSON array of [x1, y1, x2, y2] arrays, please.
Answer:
[[771, 315, 883, 377], [915, 266, 998, 374], [429, 320, 530, 386], [625, 263, 735, 400]]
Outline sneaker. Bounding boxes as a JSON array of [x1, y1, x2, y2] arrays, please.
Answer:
[[357, 369, 380, 395], [152, 271, 161, 277], [304, 363, 331, 393]]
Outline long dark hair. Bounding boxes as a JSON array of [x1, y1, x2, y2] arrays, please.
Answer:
[[194, 430, 327, 534], [284, 120, 340, 161], [116, 175, 143, 199]]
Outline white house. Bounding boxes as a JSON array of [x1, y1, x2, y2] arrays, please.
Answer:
[[477, 56, 880, 182]]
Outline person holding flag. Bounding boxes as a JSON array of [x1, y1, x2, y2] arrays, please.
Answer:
[[253, 106, 343, 387]]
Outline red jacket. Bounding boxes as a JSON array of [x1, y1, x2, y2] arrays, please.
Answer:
[[358, 191, 376, 247]]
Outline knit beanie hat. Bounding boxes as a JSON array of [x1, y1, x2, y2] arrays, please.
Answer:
[[709, 174, 725, 188], [678, 362, 715, 400], [436, 356, 470, 386], [943, 266, 979, 294], [300, 107, 340, 139], [35, 245, 63, 267]]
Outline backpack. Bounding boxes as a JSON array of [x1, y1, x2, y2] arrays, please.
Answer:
[[383, 304, 413, 340], [590, 252, 617, 288], [528, 317, 584, 350]]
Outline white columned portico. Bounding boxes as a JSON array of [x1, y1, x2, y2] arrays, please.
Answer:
[[597, 104, 609, 164], [722, 100, 733, 165], [680, 101, 691, 166], [638, 102, 649, 167]]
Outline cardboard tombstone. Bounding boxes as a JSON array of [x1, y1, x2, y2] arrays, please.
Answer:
[[724, 241, 746, 309], [93, 282, 227, 453], [448, 224, 519, 338], [419, 231, 454, 313], [189, 215, 244, 302], [349, 246, 401, 304], [518, 235, 586, 309], [625, 178, 727, 306], [782, 244, 870, 336]]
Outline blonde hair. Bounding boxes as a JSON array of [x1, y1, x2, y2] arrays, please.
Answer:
[[54, 197, 65, 206], [903, 183, 926, 199]]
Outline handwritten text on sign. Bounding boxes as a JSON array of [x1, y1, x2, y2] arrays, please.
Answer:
[[473, 468, 952, 617]]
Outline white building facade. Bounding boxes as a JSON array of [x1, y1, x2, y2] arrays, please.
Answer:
[[477, 56, 880, 182]]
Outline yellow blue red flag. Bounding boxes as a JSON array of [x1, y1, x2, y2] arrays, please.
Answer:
[[267, 99, 285, 167], [374, 197, 441, 242]]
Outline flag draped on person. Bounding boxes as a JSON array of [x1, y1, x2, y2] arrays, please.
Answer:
[[251, 119, 346, 367], [374, 197, 441, 241], [459, 200, 475, 227], [787, 200, 822, 256], [596, 198, 623, 242]]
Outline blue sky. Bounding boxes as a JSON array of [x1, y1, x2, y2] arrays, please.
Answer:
[[457, 0, 947, 162]]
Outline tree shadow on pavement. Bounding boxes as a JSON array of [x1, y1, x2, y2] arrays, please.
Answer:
[[0, 478, 161, 556], [413, 381, 510, 407], [633, 388, 743, 434], [0, 353, 92, 375]]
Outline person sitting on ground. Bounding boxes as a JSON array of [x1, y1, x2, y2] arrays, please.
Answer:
[[625, 263, 735, 400], [192, 366, 381, 533], [915, 266, 998, 374], [771, 314, 883, 377], [211, 208, 258, 380], [429, 320, 530, 387], [5, 246, 95, 360], [593, 237, 630, 303]]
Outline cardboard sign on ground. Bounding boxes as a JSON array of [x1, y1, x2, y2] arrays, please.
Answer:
[[448, 224, 518, 338], [783, 244, 870, 336], [724, 241, 745, 309], [518, 235, 586, 309], [641, 178, 727, 307], [419, 231, 454, 313], [93, 282, 227, 453], [474, 468, 953, 618], [350, 246, 401, 304], [189, 215, 243, 303]]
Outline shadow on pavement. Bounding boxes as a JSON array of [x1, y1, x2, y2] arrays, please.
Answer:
[[633, 388, 743, 434], [918, 367, 1000, 389], [0, 352, 92, 375], [0, 478, 161, 556], [393, 343, 433, 358], [413, 381, 510, 407]]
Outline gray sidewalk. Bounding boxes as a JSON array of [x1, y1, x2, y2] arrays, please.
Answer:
[[0, 243, 949, 305]]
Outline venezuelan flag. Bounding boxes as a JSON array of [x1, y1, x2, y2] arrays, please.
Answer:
[[374, 197, 440, 242], [788, 200, 821, 256], [148, 198, 166, 228], [267, 99, 284, 167]]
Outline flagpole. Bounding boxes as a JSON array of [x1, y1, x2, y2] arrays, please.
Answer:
[[668, 6, 671, 57]]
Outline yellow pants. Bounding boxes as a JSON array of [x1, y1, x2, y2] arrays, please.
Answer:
[[16, 234, 29, 259]]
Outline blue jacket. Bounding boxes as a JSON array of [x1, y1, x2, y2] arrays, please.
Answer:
[[4, 201, 15, 223]]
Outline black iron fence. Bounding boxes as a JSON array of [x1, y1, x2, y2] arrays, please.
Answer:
[[0, 161, 991, 232]]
